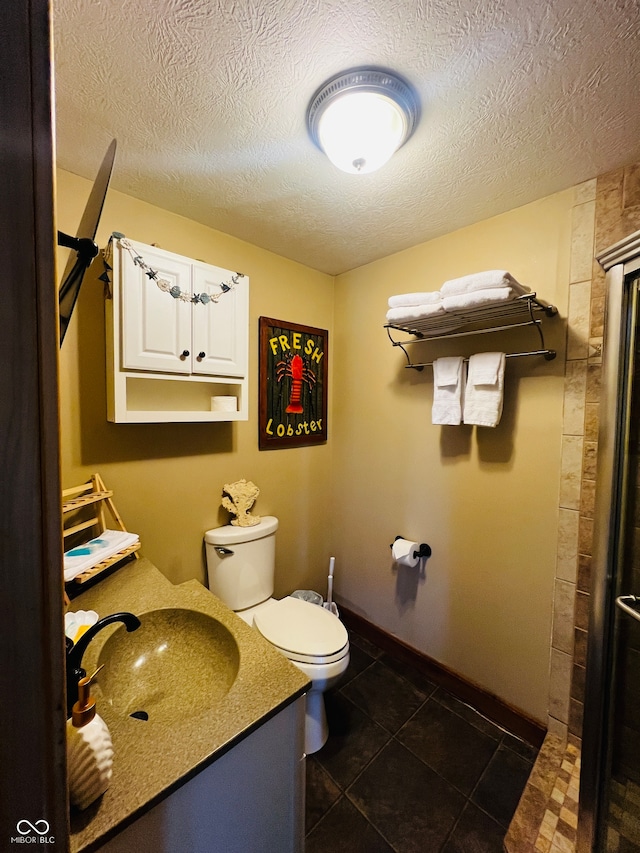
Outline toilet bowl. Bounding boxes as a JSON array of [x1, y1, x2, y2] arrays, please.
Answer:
[[250, 595, 349, 754], [204, 517, 350, 754]]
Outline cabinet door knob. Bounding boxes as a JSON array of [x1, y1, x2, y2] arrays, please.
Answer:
[[181, 350, 190, 358], [198, 351, 206, 359]]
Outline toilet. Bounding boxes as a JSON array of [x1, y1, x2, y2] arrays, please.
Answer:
[[204, 516, 349, 754]]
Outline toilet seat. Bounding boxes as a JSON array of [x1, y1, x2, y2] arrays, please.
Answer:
[[253, 596, 349, 665]]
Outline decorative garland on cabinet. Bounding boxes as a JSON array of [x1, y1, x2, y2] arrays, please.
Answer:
[[100, 233, 245, 305]]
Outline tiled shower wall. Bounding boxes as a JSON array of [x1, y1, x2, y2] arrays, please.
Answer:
[[548, 164, 640, 742]]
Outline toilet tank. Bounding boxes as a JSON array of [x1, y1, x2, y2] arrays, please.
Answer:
[[204, 516, 278, 611]]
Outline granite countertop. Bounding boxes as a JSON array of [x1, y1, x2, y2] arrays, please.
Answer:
[[68, 558, 310, 852]]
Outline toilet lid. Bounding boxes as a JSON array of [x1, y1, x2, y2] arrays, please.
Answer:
[[253, 596, 348, 659]]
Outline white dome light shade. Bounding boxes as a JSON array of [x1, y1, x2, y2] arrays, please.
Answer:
[[318, 92, 407, 174], [307, 68, 420, 175]]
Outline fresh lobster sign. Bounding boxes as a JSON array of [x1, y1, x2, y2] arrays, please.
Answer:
[[259, 317, 328, 449]]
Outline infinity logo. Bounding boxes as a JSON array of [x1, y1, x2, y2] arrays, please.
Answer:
[[16, 820, 50, 836]]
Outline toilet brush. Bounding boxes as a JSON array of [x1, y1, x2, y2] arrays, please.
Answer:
[[323, 556, 338, 616]]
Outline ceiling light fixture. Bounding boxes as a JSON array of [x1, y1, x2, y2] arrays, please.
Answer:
[[306, 67, 420, 175]]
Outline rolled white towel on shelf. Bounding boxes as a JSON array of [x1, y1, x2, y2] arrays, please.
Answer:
[[442, 287, 519, 313], [388, 291, 442, 309], [432, 356, 465, 425], [441, 270, 530, 297], [463, 352, 506, 428], [386, 302, 446, 325]]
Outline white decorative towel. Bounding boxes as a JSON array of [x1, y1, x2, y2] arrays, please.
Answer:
[[388, 291, 442, 309], [386, 302, 446, 325], [441, 270, 530, 297], [442, 287, 519, 313], [432, 356, 465, 425], [463, 352, 506, 428], [64, 530, 140, 581]]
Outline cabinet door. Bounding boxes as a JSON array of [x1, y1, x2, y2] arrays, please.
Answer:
[[191, 263, 248, 377], [121, 242, 192, 374], [98, 697, 305, 853]]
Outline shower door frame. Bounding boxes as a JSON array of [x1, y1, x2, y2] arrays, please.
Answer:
[[579, 229, 640, 852]]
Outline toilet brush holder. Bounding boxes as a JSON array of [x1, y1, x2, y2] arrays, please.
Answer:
[[323, 557, 338, 616]]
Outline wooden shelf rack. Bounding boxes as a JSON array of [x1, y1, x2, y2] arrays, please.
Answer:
[[62, 473, 140, 591]]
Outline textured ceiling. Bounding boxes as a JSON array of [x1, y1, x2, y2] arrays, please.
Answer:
[[53, 0, 640, 275]]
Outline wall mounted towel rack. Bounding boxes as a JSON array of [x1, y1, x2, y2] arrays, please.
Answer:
[[385, 293, 558, 371]]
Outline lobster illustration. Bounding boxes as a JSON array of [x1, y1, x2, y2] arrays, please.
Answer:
[[276, 353, 316, 413]]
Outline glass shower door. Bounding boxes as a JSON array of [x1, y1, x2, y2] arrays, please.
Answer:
[[595, 276, 640, 853]]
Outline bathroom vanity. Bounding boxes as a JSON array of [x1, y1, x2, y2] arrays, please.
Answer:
[[67, 559, 309, 853]]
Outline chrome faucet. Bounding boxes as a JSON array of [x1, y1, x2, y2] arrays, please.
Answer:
[[66, 612, 141, 715]]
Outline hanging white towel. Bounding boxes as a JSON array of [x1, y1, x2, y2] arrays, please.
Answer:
[[386, 302, 446, 325], [441, 270, 530, 297], [432, 356, 465, 425], [388, 291, 442, 309], [442, 287, 520, 313], [463, 352, 506, 428]]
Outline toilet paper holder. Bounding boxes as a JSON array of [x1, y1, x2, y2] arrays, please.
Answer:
[[390, 536, 432, 560]]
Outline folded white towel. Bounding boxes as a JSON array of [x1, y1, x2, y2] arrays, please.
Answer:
[[432, 356, 465, 425], [388, 291, 442, 309], [442, 287, 520, 313], [386, 302, 446, 325], [441, 270, 530, 297], [463, 352, 506, 428], [64, 529, 140, 581]]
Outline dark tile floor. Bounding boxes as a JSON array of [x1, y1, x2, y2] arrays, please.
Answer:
[[305, 631, 538, 853]]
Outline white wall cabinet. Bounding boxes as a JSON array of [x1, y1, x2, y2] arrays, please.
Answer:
[[106, 237, 249, 422]]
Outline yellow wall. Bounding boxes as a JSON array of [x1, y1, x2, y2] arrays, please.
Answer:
[[58, 167, 574, 723], [56, 169, 335, 593], [332, 190, 574, 723]]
